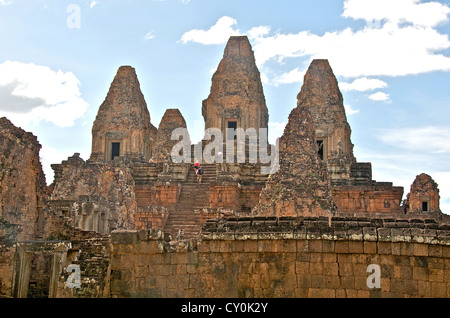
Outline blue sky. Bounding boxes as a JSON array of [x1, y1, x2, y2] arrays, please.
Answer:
[[0, 0, 449, 214]]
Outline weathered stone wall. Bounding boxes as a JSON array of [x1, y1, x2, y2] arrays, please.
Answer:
[[55, 229, 111, 298], [109, 217, 450, 298], [135, 183, 180, 208], [135, 206, 169, 231], [4, 224, 111, 298], [42, 154, 137, 236], [210, 183, 241, 211], [0, 220, 19, 297], [0, 117, 47, 241], [333, 184, 404, 214]]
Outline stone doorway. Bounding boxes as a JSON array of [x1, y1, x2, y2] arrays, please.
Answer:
[[11, 241, 71, 298], [317, 140, 324, 160], [111, 142, 120, 160], [227, 121, 237, 141]]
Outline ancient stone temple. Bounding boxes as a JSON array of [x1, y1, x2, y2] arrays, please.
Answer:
[[299, 60, 404, 215], [0, 36, 449, 299], [404, 173, 441, 214], [202, 36, 269, 141], [252, 96, 337, 218], [151, 108, 189, 163], [89, 65, 157, 163], [298, 59, 356, 173]]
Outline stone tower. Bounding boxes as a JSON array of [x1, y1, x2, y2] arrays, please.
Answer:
[[405, 173, 441, 214], [89, 66, 157, 163], [151, 108, 189, 163], [298, 59, 356, 181], [252, 101, 337, 218], [202, 36, 269, 141]]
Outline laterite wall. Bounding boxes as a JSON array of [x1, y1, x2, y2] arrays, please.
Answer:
[[109, 217, 450, 298]]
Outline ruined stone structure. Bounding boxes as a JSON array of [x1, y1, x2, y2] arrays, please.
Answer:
[[151, 109, 189, 163], [89, 66, 157, 163], [299, 60, 404, 215], [202, 36, 269, 141], [404, 173, 441, 215], [252, 100, 337, 218], [0, 36, 449, 299], [0, 117, 47, 242], [299, 60, 356, 170]]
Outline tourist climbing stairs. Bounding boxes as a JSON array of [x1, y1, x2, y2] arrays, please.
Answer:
[[163, 166, 214, 240]]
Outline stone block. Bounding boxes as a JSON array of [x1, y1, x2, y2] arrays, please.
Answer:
[[335, 240, 349, 254], [363, 227, 378, 241], [309, 262, 324, 275], [297, 275, 311, 288], [111, 230, 139, 245], [309, 240, 323, 252], [413, 243, 428, 257], [428, 245, 443, 257], [431, 282, 447, 298], [308, 288, 336, 298], [323, 263, 339, 276], [349, 240, 364, 254], [322, 240, 335, 253], [138, 229, 149, 241], [378, 242, 391, 255], [364, 242, 377, 254]]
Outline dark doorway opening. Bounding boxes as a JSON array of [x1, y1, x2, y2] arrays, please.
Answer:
[[422, 201, 429, 212], [111, 142, 120, 160], [317, 140, 324, 160], [227, 121, 237, 140]]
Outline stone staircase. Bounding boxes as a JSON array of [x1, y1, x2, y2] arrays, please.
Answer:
[[163, 167, 213, 240], [186, 163, 217, 183]]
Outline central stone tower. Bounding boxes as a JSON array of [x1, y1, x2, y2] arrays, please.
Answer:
[[202, 36, 269, 140]]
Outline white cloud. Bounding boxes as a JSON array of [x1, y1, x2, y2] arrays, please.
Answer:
[[247, 0, 450, 83], [344, 104, 360, 115], [433, 171, 450, 214], [89, 1, 99, 8], [144, 30, 156, 40], [340, 77, 388, 92], [252, 24, 450, 78], [180, 16, 241, 45], [0, 0, 12, 5], [342, 0, 450, 28], [0, 61, 89, 128], [180, 1, 450, 82], [268, 122, 286, 144], [378, 126, 450, 154], [40, 145, 90, 185], [272, 67, 305, 86], [247, 26, 271, 40], [260, 72, 269, 84], [369, 91, 390, 101]]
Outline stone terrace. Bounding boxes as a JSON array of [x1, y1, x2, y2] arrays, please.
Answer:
[[109, 216, 450, 298]]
